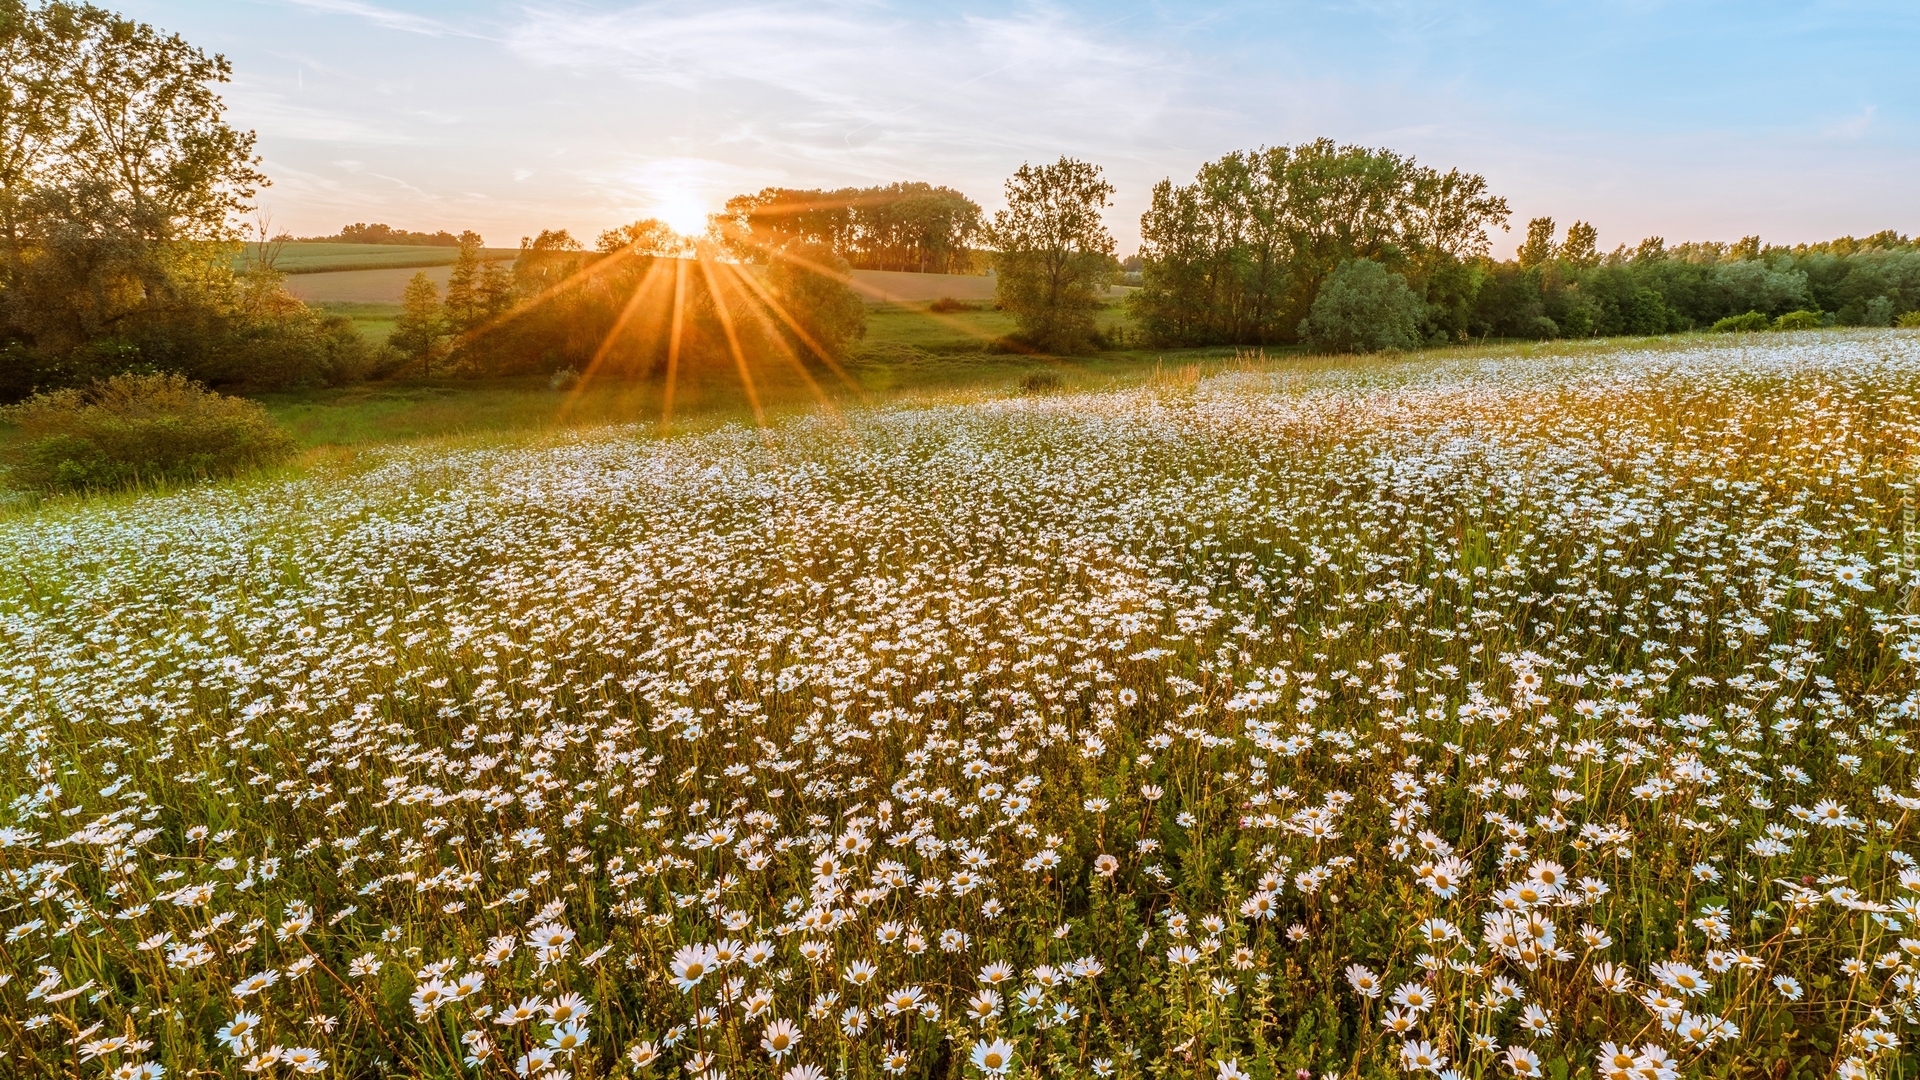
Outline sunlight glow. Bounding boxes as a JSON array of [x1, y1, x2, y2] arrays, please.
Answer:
[[651, 194, 712, 237]]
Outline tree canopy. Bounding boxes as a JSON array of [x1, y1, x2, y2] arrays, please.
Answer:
[[714, 182, 983, 274], [1130, 140, 1510, 347], [988, 157, 1117, 354]]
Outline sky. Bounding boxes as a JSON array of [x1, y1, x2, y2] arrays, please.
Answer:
[[126, 0, 1920, 257]]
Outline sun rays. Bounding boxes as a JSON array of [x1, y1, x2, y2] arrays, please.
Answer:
[[439, 184, 1046, 448]]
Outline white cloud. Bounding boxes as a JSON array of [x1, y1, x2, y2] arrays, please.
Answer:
[[277, 0, 473, 37]]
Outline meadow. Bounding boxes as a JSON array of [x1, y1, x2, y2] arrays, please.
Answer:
[[2, 332, 1919, 1080]]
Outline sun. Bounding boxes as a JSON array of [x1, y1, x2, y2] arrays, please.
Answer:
[[651, 193, 711, 238]]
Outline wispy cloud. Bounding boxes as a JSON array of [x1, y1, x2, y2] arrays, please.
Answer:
[[278, 0, 474, 38], [1824, 105, 1876, 141], [505, 2, 1184, 173]]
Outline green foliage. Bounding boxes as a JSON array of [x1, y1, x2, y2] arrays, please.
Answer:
[[1130, 141, 1509, 347], [0, 2, 376, 398], [1773, 309, 1823, 331], [304, 222, 463, 246], [990, 157, 1117, 354], [1018, 369, 1063, 393], [1898, 311, 1920, 329], [387, 271, 445, 375], [1298, 258, 1424, 352], [763, 243, 867, 361], [715, 182, 983, 273], [1711, 310, 1772, 333], [1, 371, 294, 491], [1515, 217, 1557, 269], [595, 218, 687, 257]]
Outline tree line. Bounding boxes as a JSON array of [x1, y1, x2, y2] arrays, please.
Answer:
[[714, 183, 984, 274]]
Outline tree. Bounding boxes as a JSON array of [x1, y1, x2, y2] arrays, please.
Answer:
[[1130, 141, 1508, 347], [1516, 217, 1557, 269], [390, 271, 444, 376], [442, 232, 484, 333], [712, 184, 983, 273], [763, 243, 865, 361], [1298, 258, 1424, 352], [989, 157, 1116, 354], [1560, 221, 1600, 268], [596, 218, 686, 257], [0, 2, 373, 399]]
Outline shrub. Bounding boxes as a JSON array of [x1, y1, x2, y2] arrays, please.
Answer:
[[2, 373, 297, 493], [548, 366, 581, 392], [1897, 311, 1920, 329], [1710, 310, 1772, 333], [1772, 310, 1823, 331], [1298, 259, 1424, 352], [1019, 370, 1063, 393], [927, 296, 975, 313]]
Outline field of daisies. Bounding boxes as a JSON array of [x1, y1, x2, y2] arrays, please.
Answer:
[[4, 334, 1920, 1080]]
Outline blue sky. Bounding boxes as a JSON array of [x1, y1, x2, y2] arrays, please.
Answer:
[[128, 1, 1919, 255]]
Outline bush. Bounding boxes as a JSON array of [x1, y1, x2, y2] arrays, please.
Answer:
[[1773, 310, 1823, 331], [1019, 370, 1063, 393], [1298, 259, 1424, 353], [1897, 311, 1920, 329], [927, 297, 976, 313], [2, 373, 297, 493], [1711, 310, 1772, 333]]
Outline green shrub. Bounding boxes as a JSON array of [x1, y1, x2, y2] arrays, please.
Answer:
[[1772, 310, 1822, 331], [1897, 311, 1920, 329], [1710, 310, 1771, 333], [2, 373, 297, 493], [1019, 370, 1063, 393], [1298, 258, 1424, 352]]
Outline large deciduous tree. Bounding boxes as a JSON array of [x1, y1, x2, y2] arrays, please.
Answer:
[[988, 157, 1116, 355], [1131, 140, 1510, 347], [0, 1, 365, 398]]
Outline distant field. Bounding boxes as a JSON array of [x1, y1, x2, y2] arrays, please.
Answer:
[[310, 301, 401, 342], [285, 265, 460, 304], [240, 241, 517, 275], [282, 259, 1131, 306], [309, 290, 1135, 354]]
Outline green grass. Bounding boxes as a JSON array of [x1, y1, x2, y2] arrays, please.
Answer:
[[238, 242, 517, 275], [310, 300, 401, 342]]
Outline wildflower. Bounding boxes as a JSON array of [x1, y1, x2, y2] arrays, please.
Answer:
[[547, 993, 591, 1024], [1503, 1046, 1541, 1078], [761, 1019, 801, 1060], [671, 944, 718, 992], [1400, 1042, 1446, 1074], [1345, 964, 1382, 998], [495, 997, 544, 1026], [970, 1039, 1017, 1075], [546, 1021, 591, 1052]]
